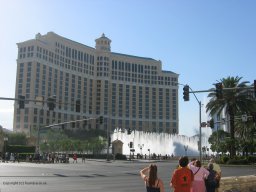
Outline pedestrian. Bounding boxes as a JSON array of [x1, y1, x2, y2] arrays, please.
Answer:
[[10, 153, 15, 162], [140, 164, 165, 192], [73, 153, 77, 163], [189, 160, 209, 192], [205, 163, 218, 192], [82, 154, 85, 163], [170, 156, 194, 192], [15, 153, 20, 163], [209, 158, 221, 191]]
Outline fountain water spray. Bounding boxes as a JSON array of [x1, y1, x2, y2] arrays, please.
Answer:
[[112, 129, 207, 157]]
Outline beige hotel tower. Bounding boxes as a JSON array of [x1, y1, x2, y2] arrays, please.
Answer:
[[14, 32, 179, 135]]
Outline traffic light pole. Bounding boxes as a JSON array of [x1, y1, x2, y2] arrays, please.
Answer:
[[179, 83, 203, 161], [199, 101, 202, 162], [106, 123, 110, 162], [190, 89, 202, 162]]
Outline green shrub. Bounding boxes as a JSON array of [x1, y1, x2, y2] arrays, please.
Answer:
[[220, 156, 229, 164], [6, 145, 35, 153], [227, 159, 249, 165], [115, 153, 127, 160], [18, 153, 34, 160], [246, 156, 256, 163]]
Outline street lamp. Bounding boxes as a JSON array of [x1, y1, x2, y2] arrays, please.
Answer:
[[4, 137, 8, 150], [138, 144, 144, 155], [148, 149, 150, 159], [184, 145, 188, 156], [4, 137, 8, 161]]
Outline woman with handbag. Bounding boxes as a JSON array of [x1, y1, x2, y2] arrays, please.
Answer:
[[189, 160, 209, 192]]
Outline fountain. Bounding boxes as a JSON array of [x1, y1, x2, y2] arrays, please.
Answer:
[[111, 129, 206, 157]]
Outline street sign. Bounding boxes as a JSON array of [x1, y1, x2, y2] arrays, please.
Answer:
[[241, 114, 247, 122]]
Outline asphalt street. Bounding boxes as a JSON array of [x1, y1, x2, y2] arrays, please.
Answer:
[[0, 159, 255, 192]]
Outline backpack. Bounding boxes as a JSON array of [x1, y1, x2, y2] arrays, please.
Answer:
[[205, 170, 217, 187]]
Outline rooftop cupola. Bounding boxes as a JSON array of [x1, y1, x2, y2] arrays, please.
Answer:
[[95, 33, 111, 52]]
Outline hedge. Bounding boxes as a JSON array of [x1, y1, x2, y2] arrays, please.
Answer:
[[6, 145, 35, 153]]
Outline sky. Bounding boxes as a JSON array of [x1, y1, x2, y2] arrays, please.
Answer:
[[0, 0, 255, 137]]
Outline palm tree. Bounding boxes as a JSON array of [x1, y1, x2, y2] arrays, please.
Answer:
[[206, 76, 256, 158], [235, 117, 256, 156]]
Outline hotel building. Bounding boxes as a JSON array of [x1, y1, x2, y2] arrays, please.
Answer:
[[14, 32, 179, 134]]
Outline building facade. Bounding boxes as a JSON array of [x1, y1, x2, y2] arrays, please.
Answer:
[[14, 32, 179, 135]]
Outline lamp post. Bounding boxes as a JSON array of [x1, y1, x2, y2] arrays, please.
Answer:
[[138, 144, 144, 156], [4, 137, 8, 162], [4, 137, 8, 152], [202, 146, 206, 163], [184, 145, 188, 156], [148, 149, 150, 159]]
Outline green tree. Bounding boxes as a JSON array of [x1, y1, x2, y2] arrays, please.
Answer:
[[206, 76, 256, 158], [235, 118, 256, 156], [88, 136, 106, 154], [7, 132, 27, 145], [208, 129, 230, 153]]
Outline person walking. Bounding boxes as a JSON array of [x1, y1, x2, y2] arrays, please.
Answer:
[[82, 154, 85, 163], [73, 153, 77, 163], [140, 164, 165, 192], [189, 160, 209, 192], [170, 156, 194, 192], [205, 163, 218, 192]]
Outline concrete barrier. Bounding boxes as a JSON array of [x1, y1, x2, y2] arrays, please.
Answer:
[[219, 175, 256, 192]]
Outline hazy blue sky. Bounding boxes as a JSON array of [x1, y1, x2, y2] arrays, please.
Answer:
[[0, 0, 255, 136]]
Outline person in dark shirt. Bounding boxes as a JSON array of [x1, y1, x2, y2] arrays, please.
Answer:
[[205, 163, 218, 192], [140, 164, 165, 192]]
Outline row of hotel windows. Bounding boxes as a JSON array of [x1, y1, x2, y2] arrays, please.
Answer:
[[19, 45, 177, 87], [19, 44, 176, 78], [55, 41, 95, 63], [19, 45, 95, 74], [19, 62, 177, 98], [18, 64, 177, 114], [18, 63, 177, 102], [15, 107, 176, 122]]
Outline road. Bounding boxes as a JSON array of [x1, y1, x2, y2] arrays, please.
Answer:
[[0, 159, 255, 192]]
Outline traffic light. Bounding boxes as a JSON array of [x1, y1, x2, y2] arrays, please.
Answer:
[[127, 128, 131, 135], [47, 97, 56, 111], [183, 85, 189, 101], [254, 80, 256, 97], [99, 116, 103, 124], [129, 141, 133, 148], [75, 99, 80, 112], [215, 83, 223, 99], [18, 95, 25, 109]]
